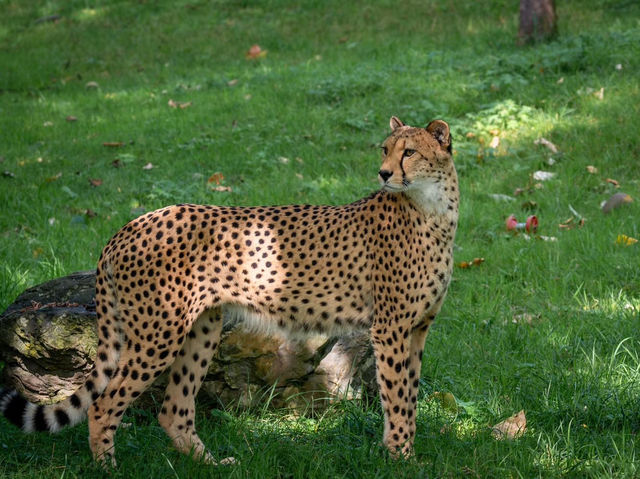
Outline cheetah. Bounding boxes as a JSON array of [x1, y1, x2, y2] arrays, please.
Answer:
[[0, 117, 459, 466]]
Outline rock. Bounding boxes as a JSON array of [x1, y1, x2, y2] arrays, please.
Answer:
[[0, 271, 377, 412]]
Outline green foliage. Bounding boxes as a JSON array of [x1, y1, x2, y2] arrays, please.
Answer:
[[1, 0, 640, 477]]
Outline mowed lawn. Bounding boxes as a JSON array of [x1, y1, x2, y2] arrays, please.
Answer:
[[1, 0, 640, 477]]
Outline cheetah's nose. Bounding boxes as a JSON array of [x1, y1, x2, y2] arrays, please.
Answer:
[[378, 170, 392, 182]]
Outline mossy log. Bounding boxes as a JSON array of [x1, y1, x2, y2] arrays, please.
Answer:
[[0, 271, 377, 412]]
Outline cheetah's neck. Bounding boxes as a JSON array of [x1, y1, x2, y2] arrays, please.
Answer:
[[404, 180, 453, 218]]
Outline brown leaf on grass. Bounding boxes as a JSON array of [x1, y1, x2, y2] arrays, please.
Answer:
[[142, 162, 154, 170], [606, 178, 620, 187], [65, 115, 78, 122], [457, 258, 485, 269], [89, 178, 102, 187], [246, 44, 267, 59], [207, 172, 225, 185], [491, 410, 526, 440], [534, 137, 559, 154], [45, 172, 62, 182], [586, 165, 598, 174], [168, 99, 192, 109], [211, 185, 232, 192], [85, 209, 97, 218], [103, 142, 124, 147], [227, 79, 238, 87]]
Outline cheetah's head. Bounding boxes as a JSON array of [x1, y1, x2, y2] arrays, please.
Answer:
[[378, 117, 457, 216]]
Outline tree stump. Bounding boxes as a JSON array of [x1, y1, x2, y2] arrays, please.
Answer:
[[518, 0, 557, 45], [0, 271, 377, 413]]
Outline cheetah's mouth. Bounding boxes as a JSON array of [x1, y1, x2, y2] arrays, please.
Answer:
[[381, 183, 407, 193]]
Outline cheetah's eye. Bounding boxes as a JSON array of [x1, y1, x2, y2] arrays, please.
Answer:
[[381, 146, 388, 155], [403, 149, 416, 157]]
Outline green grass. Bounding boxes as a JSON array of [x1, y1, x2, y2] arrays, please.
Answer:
[[1, 0, 640, 477]]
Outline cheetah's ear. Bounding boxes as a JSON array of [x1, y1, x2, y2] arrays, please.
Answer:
[[389, 116, 404, 131], [426, 120, 452, 153]]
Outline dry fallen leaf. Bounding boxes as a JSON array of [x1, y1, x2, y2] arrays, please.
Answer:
[[85, 209, 97, 218], [457, 257, 485, 269], [89, 178, 102, 187], [211, 185, 232, 192], [586, 165, 598, 174], [492, 410, 526, 440], [227, 79, 238, 87], [538, 235, 558, 242], [594, 87, 604, 100], [246, 44, 267, 59], [45, 172, 62, 182], [168, 99, 192, 109], [103, 142, 124, 147], [65, 115, 78, 122], [512, 313, 539, 325], [534, 137, 559, 154], [601, 192, 633, 213], [207, 172, 225, 185], [489, 136, 500, 149], [532, 171, 555, 181], [606, 178, 620, 187], [142, 162, 154, 170], [616, 234, 638, 246], [559, 217, 585, 230], [85, 81, 99, 89]]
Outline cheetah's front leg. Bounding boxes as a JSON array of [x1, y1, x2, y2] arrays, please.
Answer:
[[371, 324, 413, 458], [404, 318, 433, 451]]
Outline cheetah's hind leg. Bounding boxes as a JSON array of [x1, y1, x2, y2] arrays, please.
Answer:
[[158, 307, 235, 465]]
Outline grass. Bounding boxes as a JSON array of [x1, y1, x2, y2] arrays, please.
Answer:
[[1, 0, 640, 477]]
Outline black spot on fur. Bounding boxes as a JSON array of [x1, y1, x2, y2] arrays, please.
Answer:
[[34, 405, 48, 431], [55, 408, 70, 427], [3, 393, 27, 428], [70, 394, 82, 409]]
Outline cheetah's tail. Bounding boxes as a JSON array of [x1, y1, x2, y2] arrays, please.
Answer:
[[0, 261, 123, 433]]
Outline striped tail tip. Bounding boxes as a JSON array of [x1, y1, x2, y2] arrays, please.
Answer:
[[0, 388, 73, 433]]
